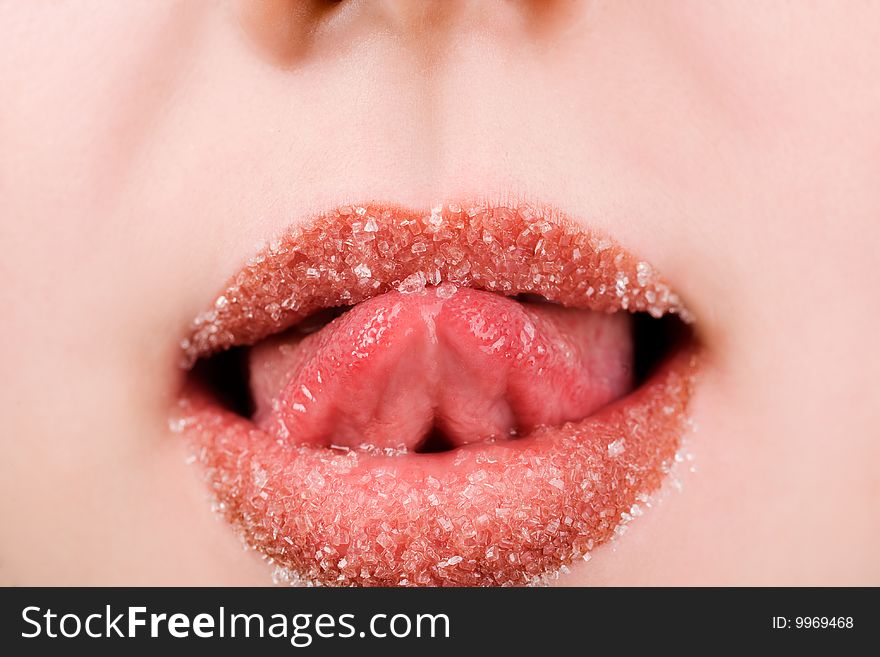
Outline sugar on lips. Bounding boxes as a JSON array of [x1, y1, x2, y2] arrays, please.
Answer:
[[174, 202, 698, 586]]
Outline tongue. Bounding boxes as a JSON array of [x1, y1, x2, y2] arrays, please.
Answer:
[[249, 285, 633, 452]]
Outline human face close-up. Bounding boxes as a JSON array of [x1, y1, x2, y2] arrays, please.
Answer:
[[1, 1, 878, 586]]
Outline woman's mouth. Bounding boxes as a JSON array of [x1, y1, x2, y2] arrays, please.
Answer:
[[174, 201, 699, 586]]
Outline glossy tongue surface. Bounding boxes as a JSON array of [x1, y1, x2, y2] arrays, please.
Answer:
[[249, 286, 633, 451]]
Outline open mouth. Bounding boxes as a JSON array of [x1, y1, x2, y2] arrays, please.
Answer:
[[174, 201, 699, 586]]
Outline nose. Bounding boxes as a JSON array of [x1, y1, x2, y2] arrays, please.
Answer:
[[237, 0, 553, 67], [372, 0, 459, 29]]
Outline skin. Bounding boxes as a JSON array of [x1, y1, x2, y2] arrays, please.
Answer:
[[0, 0, 878, 585]]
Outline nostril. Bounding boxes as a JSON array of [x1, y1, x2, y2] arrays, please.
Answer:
[[414, 426, 457, 454], [236, 0, 346, 69]]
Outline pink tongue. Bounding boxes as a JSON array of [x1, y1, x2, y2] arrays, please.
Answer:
[[249, 287, 633, 451]]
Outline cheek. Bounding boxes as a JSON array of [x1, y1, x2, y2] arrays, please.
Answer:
[[557, 2, 880, 344], [0, 2, 215, 402]]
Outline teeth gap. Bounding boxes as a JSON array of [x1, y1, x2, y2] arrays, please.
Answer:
[[413, 426, 457, 454]]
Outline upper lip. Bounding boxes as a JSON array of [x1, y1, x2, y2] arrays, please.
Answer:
[[176, 199, 699, 586], [181, 201, 691, 368]]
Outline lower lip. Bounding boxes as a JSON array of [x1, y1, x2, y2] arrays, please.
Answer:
[[175, 345, 697, 586]]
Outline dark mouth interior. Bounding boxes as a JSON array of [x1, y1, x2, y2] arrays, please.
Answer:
[[191, 296, 693, 452], [414, 427, 459, 454], [192, 346, 254, 417], [631, 311, 691, 383]]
